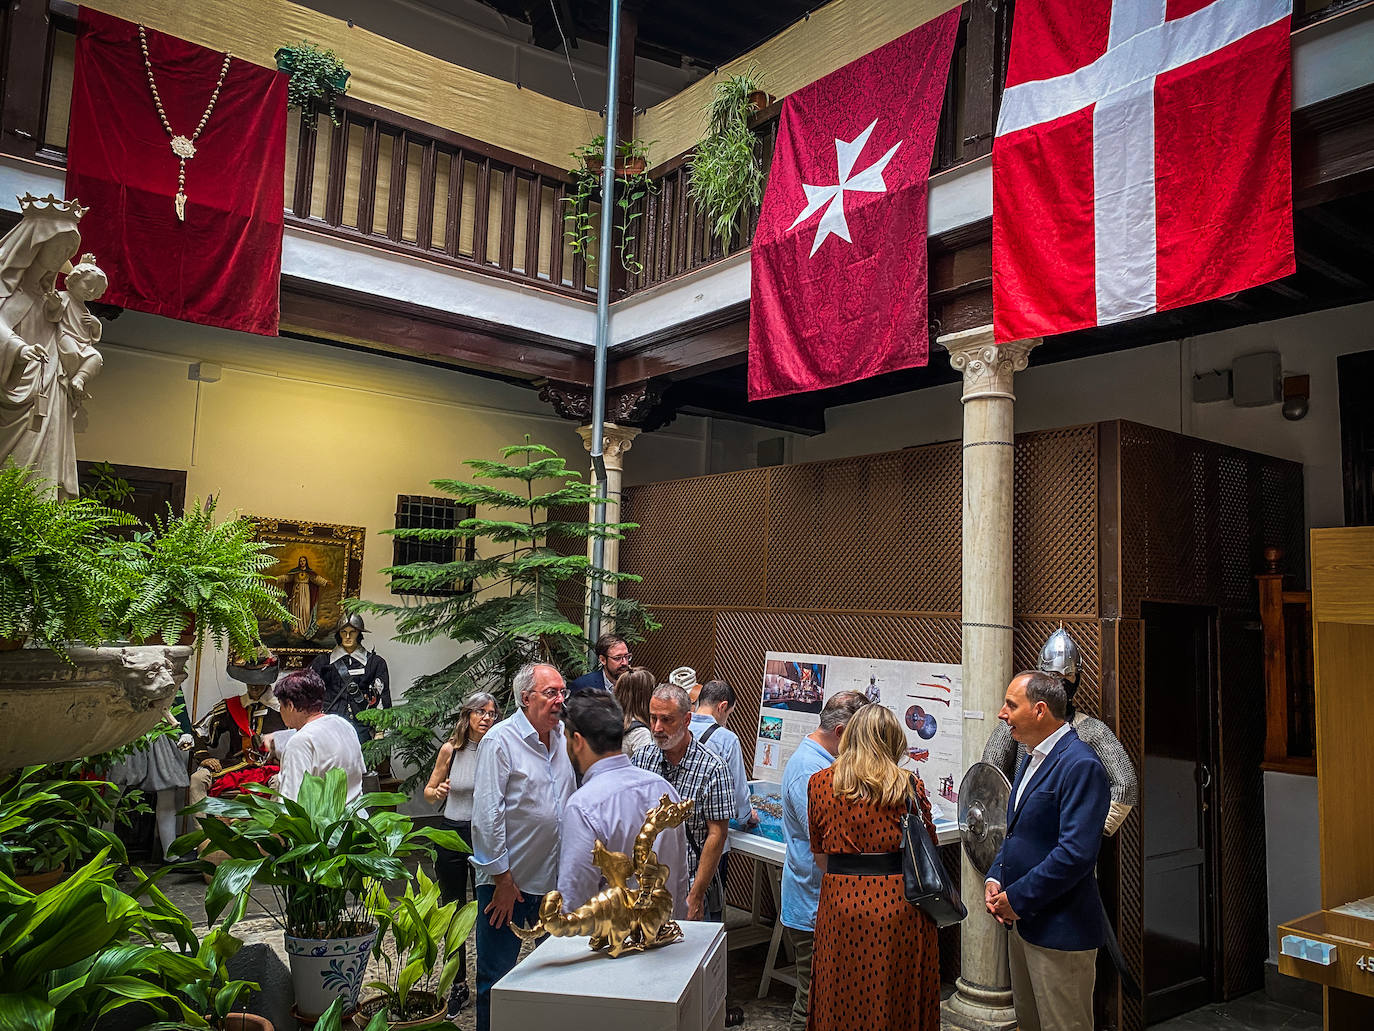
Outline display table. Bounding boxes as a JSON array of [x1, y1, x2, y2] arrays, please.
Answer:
[[1277, 907, 1374, 999], [491, 921, 727, 1031], [728, 816, 958, 999]]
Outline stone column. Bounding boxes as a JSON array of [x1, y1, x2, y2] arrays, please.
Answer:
[[941, 326, 1038, 1031], [577, 423, 640, 626]]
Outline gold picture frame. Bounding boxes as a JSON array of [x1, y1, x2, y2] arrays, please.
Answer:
[[250, 516, 366, 669]]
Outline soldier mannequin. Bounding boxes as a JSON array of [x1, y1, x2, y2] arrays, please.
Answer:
[[310, 613, 391, 744], [187, 674, 285, 804], [981, 626, 1138, 835]]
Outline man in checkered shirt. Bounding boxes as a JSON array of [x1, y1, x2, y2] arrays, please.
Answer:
[[632, 682, 735, 921]]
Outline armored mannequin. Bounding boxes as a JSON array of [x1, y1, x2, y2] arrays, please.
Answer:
[[310, 613, 391, 743], [982, 627, 1138, 835]]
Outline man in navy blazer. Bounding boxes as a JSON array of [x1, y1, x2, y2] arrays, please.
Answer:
[[985, 670, 1110, 1031], [566, 633, 631, 694]]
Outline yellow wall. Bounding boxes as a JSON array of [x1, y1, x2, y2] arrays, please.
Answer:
[[76, 313, 707, 740], [638, 0, 963, 163]]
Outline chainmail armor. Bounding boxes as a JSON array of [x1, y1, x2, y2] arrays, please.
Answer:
[[981, 712, 1139, 807]]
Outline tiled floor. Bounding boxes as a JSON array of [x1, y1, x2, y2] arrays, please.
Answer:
[[149, 864, 1323, 1030]]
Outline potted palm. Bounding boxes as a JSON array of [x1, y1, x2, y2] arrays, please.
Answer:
[[688, 70, 768, 254], [355, 870, 479, 1027], [0, 849, 211, 1029], [0, 765, 126, 891], [275, 40, 350, 127], [183, 769, 466, 1021]]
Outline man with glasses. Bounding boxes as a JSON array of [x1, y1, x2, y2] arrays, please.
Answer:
[[568, 633, 632, 694], [557, 691, 690, 914], [471, 663, 576, 1031]]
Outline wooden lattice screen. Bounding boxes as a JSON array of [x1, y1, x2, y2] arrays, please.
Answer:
[[616, 420, 1302, 1031]]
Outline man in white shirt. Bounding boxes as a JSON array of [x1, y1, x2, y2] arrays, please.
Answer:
[[471, 663, 576, 1031], [269, 667, 366, 804], [557, 690, 689, 916]]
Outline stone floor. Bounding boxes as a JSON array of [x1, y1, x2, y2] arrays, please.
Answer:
[[149, 864, 1321, 1031]]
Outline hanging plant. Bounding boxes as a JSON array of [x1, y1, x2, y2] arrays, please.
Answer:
[[563, 136, 657, 277], [688, 69, 769, 254], [275, 40, 351, 128]]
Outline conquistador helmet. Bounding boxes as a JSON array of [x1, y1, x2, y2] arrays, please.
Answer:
[[1037, 625, 1080, 686]]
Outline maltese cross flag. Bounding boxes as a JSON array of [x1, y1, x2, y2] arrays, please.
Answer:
[[748, 11, 960, 400], [993, 0, 1294, 343]]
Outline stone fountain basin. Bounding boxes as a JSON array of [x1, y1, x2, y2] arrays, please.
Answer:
[[0, 644, 192, 767]]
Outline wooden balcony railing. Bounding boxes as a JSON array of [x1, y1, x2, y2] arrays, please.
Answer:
[[2, 0, 1367, 304], [1257, 547, 1317, 775]]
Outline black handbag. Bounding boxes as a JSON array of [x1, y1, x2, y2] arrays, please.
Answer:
[[900, 779, 967, 927]]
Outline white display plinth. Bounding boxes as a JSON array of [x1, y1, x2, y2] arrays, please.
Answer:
[[491, 920, 727, 1031]]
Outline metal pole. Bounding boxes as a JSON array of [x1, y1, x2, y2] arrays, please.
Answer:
[[586, 0, 621, 647]]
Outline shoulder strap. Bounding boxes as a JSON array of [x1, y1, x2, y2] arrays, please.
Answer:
[[699, 722, 720, 745], [628, 719, 649, 733]]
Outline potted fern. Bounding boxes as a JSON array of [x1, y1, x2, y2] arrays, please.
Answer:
[[688, 70, 768, 254], [275, 40, 350, 127], [113, 497, 293, 655]]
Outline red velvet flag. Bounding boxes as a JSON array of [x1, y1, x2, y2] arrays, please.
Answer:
[[66, 9, 286, 336], [992, 0, 1293, 343], [748, 12, 959, 401]]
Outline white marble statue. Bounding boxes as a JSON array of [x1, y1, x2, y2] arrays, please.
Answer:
[[0, 193, 103, 499]]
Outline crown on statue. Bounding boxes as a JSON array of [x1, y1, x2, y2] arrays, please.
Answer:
[[17, 193, 87, 222]]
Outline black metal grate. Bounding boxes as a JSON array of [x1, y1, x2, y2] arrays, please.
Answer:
[[391, 494, 474, 596]]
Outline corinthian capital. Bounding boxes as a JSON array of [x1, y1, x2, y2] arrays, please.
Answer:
[[941, 327, 1039, 403]]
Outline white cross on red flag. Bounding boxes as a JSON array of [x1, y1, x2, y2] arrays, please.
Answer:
[[992, 0, 1294, 344], [748, 11, 960, 400]]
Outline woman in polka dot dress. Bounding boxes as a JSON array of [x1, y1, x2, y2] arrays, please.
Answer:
[[807, 704, 940, 1031]]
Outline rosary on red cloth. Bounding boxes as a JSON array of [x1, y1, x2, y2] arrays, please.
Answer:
[[138, 24, 232, 221]]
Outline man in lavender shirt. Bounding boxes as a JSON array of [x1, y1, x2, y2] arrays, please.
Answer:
[[558, 691, 690, 917]]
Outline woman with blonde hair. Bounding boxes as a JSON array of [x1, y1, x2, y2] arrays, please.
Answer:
[[614, 667, 657, 756], [805, 704, 940, 1031], [423, 691, 498, 1016]]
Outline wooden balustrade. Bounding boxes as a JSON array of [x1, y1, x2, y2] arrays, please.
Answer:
[[4, 0, 1366, 301]]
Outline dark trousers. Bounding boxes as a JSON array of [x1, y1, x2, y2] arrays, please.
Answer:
[[434, 819, 474, 1000], [475, 883, 543, 1031]]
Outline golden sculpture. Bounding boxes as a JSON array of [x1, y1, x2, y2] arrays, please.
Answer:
[[513, 793, 694, 958]]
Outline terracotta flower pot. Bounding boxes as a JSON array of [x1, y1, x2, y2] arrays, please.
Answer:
[[747, 90, 773, 111], [0, 636, 26, 651], [221, 1014, 274, 1031], [353, 992, 444, 1029], [15, 863, 64, 893]]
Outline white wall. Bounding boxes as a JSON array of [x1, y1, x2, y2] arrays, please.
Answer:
[[76, 313, 708, 732], [1264, 771, 1321, 964]]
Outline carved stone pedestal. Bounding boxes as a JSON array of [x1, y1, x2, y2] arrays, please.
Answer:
[[0, 644, 191, 767]]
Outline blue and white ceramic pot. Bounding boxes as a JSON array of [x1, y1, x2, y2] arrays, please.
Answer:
[[283, 924, 378, 1019]]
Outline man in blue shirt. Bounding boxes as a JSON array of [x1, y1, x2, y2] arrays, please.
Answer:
[[779, 690, 870, 1031], [690, 680, 759, 886]]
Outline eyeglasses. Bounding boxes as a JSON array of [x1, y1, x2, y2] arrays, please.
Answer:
[[608, 653, 632, 663], [537, 688, 567, 700], [476, 710, 498, 721]]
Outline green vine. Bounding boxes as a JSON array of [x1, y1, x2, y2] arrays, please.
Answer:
[[564, 136, 657, 277], [275, 40, 350, 128]]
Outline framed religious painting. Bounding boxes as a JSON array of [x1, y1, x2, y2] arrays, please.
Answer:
[[250, 516, 366, 668]]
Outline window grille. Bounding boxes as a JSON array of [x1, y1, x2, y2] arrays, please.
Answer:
[[391, 495, 474, 596]]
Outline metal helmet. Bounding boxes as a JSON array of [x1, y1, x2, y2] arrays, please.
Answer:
[[335, 613, 366, 643], [1037, 625, 1080, 685]]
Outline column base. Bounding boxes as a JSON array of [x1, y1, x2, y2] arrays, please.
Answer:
[[941, 977, 1018, 1031]]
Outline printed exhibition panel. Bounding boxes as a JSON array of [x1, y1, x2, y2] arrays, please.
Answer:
[[751, 650, 964, 823]]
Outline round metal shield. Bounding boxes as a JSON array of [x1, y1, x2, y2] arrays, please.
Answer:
[[958, 761, 1012, 875]]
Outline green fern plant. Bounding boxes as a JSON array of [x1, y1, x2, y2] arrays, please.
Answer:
[[349, 438, 658, 787], [115, 498, 292, 657], [0, 462, 133, 652], [688, 70, 767, 254], [275, 40, 350, 128]]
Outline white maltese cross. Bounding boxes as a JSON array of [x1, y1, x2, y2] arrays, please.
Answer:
[[788, 119, 902, 257]]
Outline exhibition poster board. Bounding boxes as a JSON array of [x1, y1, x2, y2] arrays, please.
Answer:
[[752, 650, 963, 821]]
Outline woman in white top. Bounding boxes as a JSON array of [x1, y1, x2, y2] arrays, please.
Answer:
[[423, 691, 498, 1017], [614, 667, 656, 757]]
